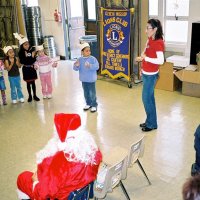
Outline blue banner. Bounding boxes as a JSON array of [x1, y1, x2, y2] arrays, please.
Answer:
[[101, 8, 131, 81]]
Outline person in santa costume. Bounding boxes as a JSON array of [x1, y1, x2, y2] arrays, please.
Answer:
[[16, 113, 102, 200]]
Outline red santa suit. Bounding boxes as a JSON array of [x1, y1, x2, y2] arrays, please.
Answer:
[[17, 113, 102, 200]]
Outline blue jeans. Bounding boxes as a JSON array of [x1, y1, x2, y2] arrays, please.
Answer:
[[142, 73, 158, 129], [82, 82, 97, 107], [8, 76, 24, 100], [194, 125, 200, 170]]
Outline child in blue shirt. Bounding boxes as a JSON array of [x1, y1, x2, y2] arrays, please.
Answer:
[[73, 43, 99, 112]]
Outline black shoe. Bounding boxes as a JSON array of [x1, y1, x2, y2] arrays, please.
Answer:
[[142, 127, 157, 132], [33, 95, 40, 101], [139, 123, 146, 128], [28, 95, 32, 102]]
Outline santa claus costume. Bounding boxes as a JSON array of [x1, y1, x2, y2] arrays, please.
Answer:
[[17, 113, 102, 200]]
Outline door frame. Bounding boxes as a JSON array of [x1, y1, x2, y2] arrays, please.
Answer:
[[62, 0, 85, 60], [61, 0, 70, 59]]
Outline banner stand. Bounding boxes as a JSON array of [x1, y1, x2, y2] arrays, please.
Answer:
[[97, 2, 137, 88]]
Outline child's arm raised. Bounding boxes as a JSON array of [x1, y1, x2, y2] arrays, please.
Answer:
[[88, 57, 99, 70], [4, 59, 14, 71], [16, 57, 23, 68], [73, 59, 80, 71]]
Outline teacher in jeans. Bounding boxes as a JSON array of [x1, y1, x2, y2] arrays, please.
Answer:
[[136, 19, 165, 132]]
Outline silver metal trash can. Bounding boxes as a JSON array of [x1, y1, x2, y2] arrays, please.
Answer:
[[79, 35, 98, 59]]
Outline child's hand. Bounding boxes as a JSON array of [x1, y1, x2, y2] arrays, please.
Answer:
[[85, 61, 90, 68], [9, 58, 14, 65], [141, 53, 146, 60], [34, 65, 38, 70], [52, 62, 57, 68], [74, 60, 80, 67], [32, 51, 36, 57], [135, 56, 143, 62], [0, 60, 3, 67]]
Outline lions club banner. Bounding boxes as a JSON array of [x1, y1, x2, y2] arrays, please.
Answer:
[[101, 8, 131, 81]]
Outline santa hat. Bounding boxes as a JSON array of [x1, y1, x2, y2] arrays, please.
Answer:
[[54, 113, 81, 142], [13, 33, 28, 46], [80, 42, 90, 51], [35, 45, 44, 51]]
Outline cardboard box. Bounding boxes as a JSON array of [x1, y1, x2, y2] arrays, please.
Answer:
[[182, 82, 200, 97], [166, 55, 190, 68], [155, 62, 181, 91], [174, 65, 200, 97]]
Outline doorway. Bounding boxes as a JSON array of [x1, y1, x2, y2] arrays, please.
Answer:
[[64, 0, 85, 60]]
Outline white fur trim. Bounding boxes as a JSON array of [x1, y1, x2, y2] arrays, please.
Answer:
[[36, 129, 98, 165], [63, 129, 98, 165], [16, 188, 30, 199], [33, 180, 39, 190], [36, 136, 59, 164]]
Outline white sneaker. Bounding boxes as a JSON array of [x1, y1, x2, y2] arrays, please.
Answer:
[[43, 95, 47, 99], [90, 107, 97, 113], [19, 98, 24, 103], [83, 105, 91, 111], [47, 94, 52, 99], [12, 100, 17, 104]]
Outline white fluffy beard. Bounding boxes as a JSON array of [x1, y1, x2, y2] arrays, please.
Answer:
[[36, 128, 98, 165], [36, 135, 59, 164]]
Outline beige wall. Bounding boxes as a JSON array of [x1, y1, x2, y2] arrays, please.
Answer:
[[38, 0, 66, 57]]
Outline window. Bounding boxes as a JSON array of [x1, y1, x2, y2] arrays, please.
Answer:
[[149, 0, 190, 45], [165, 20, 188, 42], [70, 0, 83, 18], [87, 0, 96, 20], [149, 0, 158, 16], [26, 0, 38, 7], [166, 0, 189, 17]]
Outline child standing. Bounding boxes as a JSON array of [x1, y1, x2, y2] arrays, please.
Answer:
[[34, 45, 57, 99], [14, 33, 40, 102], [4, 46, 24, 104], [73, 42, 99, 113], [0, 60, 7, 105]]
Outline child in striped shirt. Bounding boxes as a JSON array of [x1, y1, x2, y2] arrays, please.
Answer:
[[34, 45, 57, 99]]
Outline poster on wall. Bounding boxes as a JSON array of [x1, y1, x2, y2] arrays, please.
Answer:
[[101, 8, 131, 81]]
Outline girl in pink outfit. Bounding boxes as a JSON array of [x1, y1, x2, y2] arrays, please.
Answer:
[[0, 60, 7, 105], [34, 45, 57, 99]]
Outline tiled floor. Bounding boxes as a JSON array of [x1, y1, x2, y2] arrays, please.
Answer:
[[0, 60, 200, 200]]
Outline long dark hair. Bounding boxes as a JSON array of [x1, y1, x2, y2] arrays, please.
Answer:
[[147, 19, 163, 40], [182, 175, 200, 200]]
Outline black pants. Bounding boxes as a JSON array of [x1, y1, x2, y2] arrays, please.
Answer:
[[26, 81, 37, 96]]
